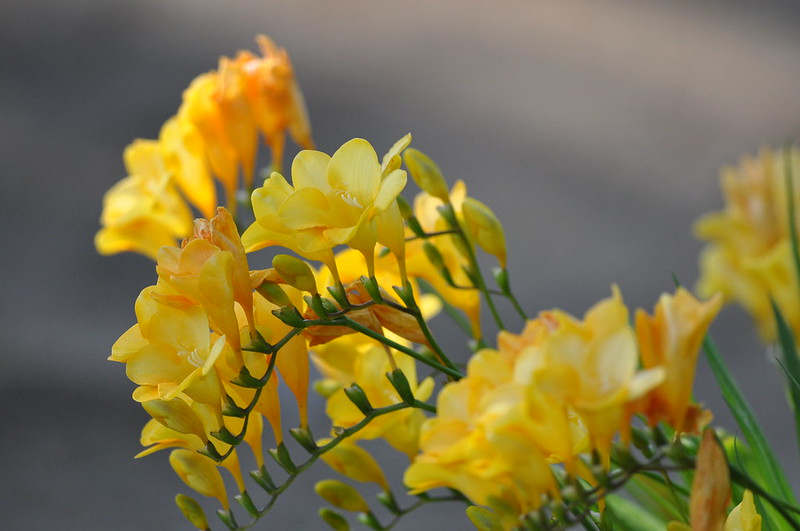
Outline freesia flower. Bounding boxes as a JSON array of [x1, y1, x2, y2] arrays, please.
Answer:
[[635, 288, 721, 433], [695, 147, 800, 342], [242, 137, 408, 278], [95, 139, 193, 259]]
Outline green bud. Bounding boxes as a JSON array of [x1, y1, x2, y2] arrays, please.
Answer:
[[272, 307, 305, 328], [343, 383, 373, 415], [392, 284, 416, 308], [386, 369, 415, 405], [461, 197, 507, 268], [222, 395, 246, 418], [230, 366, 265, 389], [395, 194, 413, 219], [197, 441, 222, 462], [216, 509, 238, 530], [404, 148, 450, 201], [315, 480, 371, 513], [256, 281, 294, 309], [314, 379, 343, 398], [356, 511, 382, 530], [290, 426, 319, 453], [436, 203, 458, 228], [423, 241, 446, 271], [376, 491, 401, 514], [272, 254, 317, 294], [175, 494, 209, 530], [319, 508, 351, 531], [465, 506, 503, 531], [210, 426, 239, 446], [268, 442, 297, 473], [359, 276, 383, 303], [249, 465, 277, 494], [235, 490, 260, 518], [492, 267, 510, 295], [242, 329, 273, 354], [327, 284, 351, 309]]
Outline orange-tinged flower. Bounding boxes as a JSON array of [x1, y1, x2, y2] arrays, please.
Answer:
[[695, 147, 800, 342], [635, 288, 721, 433], [95, 139, 193, 259], [234, 34, 314, 173]]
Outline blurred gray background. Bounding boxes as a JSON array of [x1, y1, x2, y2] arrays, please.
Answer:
[[4, 0, 800, 529]]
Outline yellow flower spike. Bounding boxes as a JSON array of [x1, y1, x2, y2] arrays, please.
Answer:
[[695, 146, 800, 342], [272, 254, 319, 294], [403, 147, 450, 202], [159, 116, 217, 219], [169, 449, 229, 510], [635, 288, 722, 433], [142, 398, 208, 442], [725, 490, 761, 531], [461, 197, 507, 268], [688, 429, 731, 531], [317, 438, 390, 492], [95, 140, 193, 259], [314, 480, 371, 513]]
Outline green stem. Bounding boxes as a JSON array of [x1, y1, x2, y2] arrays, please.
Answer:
[[306, 317, 464, 380]]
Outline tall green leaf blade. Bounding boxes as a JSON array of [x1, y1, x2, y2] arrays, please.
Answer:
[[703, 333, 797, 526], [772, 299, 800, 459]]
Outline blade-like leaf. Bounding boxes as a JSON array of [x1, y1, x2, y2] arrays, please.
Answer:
[[771, 299, 800, 458]]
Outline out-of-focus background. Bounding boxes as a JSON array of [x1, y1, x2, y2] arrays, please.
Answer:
[[3, 0, 800, 528]]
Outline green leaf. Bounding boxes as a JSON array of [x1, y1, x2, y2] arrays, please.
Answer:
[[772, 299, 800, 458], [603, 494, 666, 530], [702, 333, 797, 525]]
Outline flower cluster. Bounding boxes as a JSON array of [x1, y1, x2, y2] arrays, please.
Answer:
[[96, 36, 312, 259], [97, 35, 795, 531], [695, 147, 800, 341], [405, 286, 720, 525]]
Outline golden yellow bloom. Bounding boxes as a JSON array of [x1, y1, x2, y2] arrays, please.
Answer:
[[695, 147, 800, 342], [406, 180, 482, 337], [95, 139, 193, 259], [170, 449, 230, 509], [635, 288, 721, 433], [242, 138, 408, 278], [312, 333, 434, 457], [317, 437, 390, 491], [531, 287, 664, 461]]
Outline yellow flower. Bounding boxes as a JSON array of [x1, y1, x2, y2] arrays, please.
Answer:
[[312, 333, 434, 457], [695, 147, 800, 342], [725, 490, 762, 531], [635, 288, 721, 433], [531, 286, 664, 461], [242, 138, 408, 278], [169, 449, 230, 509], [317, 437, 390, 491], [406, 180, 482, 337], [95, 139, 193, 259]]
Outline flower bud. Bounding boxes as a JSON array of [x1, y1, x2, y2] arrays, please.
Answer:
[[461, 197, 507, 268], [175, 494, 209, 530], [142, 399, 207, 441], [315, 480, 371, 512], [273, 254, 318, 294], [466, 506, 503, 531], [319, 508, 351, 531], [268, 442, 297, 473], [343, 383, 373, 415], [318, 439, 390, 491], [256, 281, 295, 309], [169, 449, 229, 509], [404, 148, 450, 201]]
